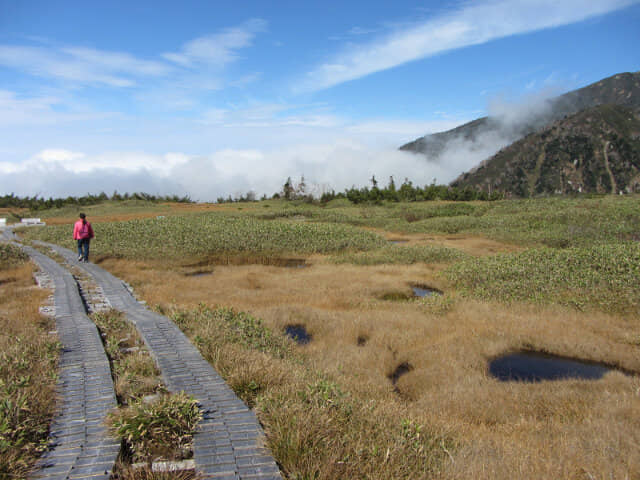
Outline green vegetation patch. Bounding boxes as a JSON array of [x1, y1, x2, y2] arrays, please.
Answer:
[[92, 310, 163, 402], [23, 213, 387, 260], [248, 196, 640, 249], [109, 392, 201, 462], [168, 304, 292, 360], [0, 325, 58, 474], [0, 244, 29, 269], [445, 243, 640, 313], [331, 244, 467, 265]]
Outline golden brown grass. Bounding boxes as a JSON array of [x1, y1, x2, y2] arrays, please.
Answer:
[[99, 244, 640, 480], [0, 257, 58, 477], [378, 230, 524, 257]]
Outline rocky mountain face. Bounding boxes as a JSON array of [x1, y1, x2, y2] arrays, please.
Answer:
[[450, 104, 640, 196], [400, 71, 640, 158], [400, 71, 640, 196]]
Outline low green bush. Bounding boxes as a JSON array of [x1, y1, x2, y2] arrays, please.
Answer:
[[109, 392, 201, 462], [445, 243, 640, 313]]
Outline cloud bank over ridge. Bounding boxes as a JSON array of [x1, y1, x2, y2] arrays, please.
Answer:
[[1, 143, 472, 201]]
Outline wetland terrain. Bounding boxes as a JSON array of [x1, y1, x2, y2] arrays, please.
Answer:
[[3, 195, 640, 479]]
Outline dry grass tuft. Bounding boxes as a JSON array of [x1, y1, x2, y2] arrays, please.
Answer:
[[0, 255, 58, 477], [91, 310, 163, 403]]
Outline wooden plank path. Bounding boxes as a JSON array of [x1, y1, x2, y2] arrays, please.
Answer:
[[43, 242, 283, 480], [20, 245, 120, 480]]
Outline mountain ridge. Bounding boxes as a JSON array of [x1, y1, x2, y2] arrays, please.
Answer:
[[400, 71, 640, 159], [450, 104, 640, 196]]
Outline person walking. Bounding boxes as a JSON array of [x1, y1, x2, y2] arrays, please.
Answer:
[[73, 213, 95, 262]]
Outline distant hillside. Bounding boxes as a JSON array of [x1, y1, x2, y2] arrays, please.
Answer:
[[400, 71, 640, 159], [450, 104, 640, 196]]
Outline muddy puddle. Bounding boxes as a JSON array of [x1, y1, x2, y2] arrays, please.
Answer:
[[489, 351, 624, 382], [285, 325, 311, 344], [389, 240, 408, 245]]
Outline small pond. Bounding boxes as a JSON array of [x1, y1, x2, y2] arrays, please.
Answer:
[[285, 325, 312, 344], [412, 285, 442, 297], [281, 258, 308, 268], [489, 351, 619, 382], [184, 270, 213, 277], [388, 362, 413, 385]]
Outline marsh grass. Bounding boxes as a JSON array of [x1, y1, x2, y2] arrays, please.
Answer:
[[0, 248, 58, 477], [163, 304, 452, 479], [243, 196, 640, 248], [109, 392, 202, 463], [103, 250, 640, 479], [111, 464, 198, 480], [91, 310, 163, 403], [330, 244, 467, 265], [446, 243, 640, 314], [22, 214, 387, 261], [0, 244, 28, 268], [12, 195, 640, 479]]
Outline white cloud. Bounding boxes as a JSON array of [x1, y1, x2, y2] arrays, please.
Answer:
[[197, 102, 343, 130], [0, 18, 265, 92], [298, 0, 638, 92], [162, 19, 266, 68], [0, 89, 114, 127], [21, 149, 190, 176], [0, 45, 170, 87], [0, 139, 481, 201]]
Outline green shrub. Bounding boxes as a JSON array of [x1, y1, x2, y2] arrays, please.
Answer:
[[109, 392, 201, 462], [0, 244, 28, 270], [171, 305, 291, 359], [445, 243, 640, 313]]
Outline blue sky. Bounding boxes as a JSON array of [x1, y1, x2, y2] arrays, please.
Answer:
[[1, 0, 639, 200]]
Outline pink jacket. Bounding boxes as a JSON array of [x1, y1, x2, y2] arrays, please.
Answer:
[[73, 220, 95, 240]]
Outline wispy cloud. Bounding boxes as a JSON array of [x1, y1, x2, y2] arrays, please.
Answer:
[[0, 45, 170, 87], [0, 18, 266, 91], [0, 89, 113, 126], [198, 102, 342, 129], [162, 18, 267, 68], [298, 0, 638, 92]]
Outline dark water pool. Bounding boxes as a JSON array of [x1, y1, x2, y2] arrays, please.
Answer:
[[184, 270, 213, 277], [285, 325, 311, 344], [489, 352, 617, 382], [389, 362, 413, 385], [281, 259, 308, 268], [412, 285, 441, 297]]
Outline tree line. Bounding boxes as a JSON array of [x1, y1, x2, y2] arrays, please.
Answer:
[[249, 176, 503, 204], [0, 191, 193, 210], [2, 176, 504, 210]]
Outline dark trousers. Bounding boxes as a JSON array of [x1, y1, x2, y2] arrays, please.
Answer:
[[77, 238, 90, 261]]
